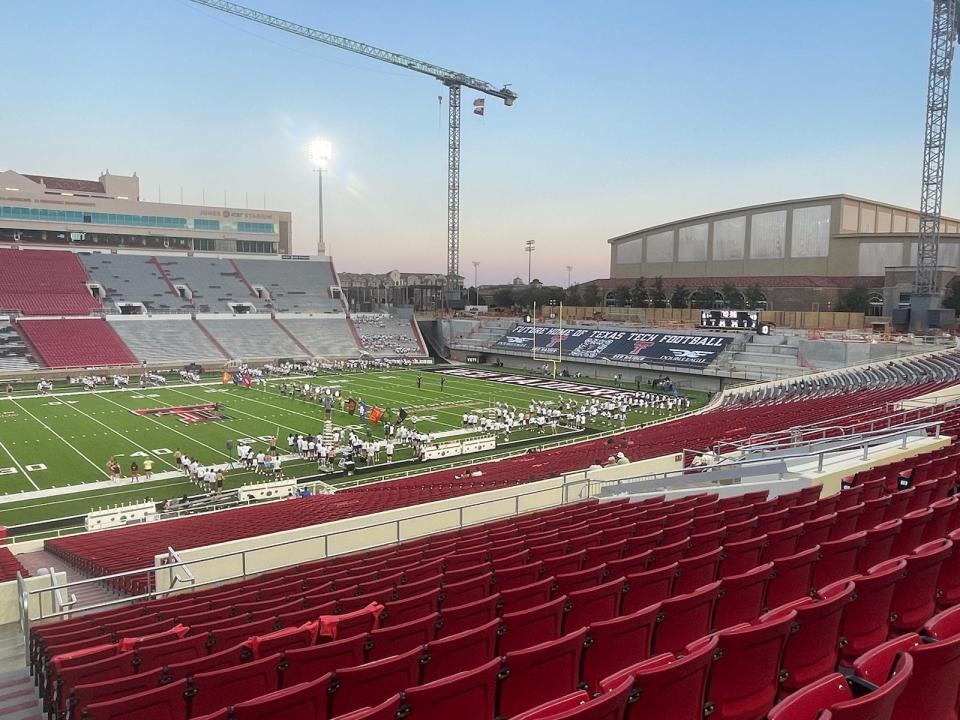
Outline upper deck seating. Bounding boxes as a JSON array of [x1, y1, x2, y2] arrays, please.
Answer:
[[0, 248, 101, 315], [234, 258, 341, 313], [79, 254, 192, 313], [159, 258, 256, 313]]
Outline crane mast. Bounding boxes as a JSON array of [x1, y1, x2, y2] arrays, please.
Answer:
[[188, 0, 516, 289], [913, 0, 960, 328]]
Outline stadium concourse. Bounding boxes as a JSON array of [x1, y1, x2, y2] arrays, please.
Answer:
[[0, 247, 427, 369], [3, 350, 960, 719]]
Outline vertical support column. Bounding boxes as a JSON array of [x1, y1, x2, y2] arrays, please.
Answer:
[[447, 83, 462, 285]]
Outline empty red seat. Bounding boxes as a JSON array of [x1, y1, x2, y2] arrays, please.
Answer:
[[719, 535, 767, 578], [762, 524, 804, 562], [890, 508, 934, 557], [282, 635, 366, 688], [599, 634, 719, 720], [937, 528, 960, 608], [368, 612, 438, 661], [621, 563, 676, 615], [775, 580, 857, 698], [858, 520, 903, 574], [499, 596, 567, 654], [510, 674, 633, 720], [498, 629, 587, 718], [675, 548, 722, 595], [563, 577, 625, 634], [500, 578, 555, 614], [400, 656, 500, 720], [652, 581, 721, 655], [889, 538, 954, 633], [765, 546, 820, 610], [692, 608, 797, 720], [422, 619, 499, 683], [834, 559, 908, 666], [189, 653, 281, 718], [715, 562, 774, 630], [812, 531, 867, 589], [767, 653, 913, 720], [438, 594, 501, 638], [854, 631, 960, 720], [327, 646, 422, 718], [580, 604, 659, 693], [83, 678, 188, 720], [199, 674, 330, 720]]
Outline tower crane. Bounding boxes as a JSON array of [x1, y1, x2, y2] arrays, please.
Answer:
[[187, 0, 517, 291], [913, 0, 960, 329]]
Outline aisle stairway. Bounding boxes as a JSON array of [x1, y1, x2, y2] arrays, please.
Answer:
[[16, 549, 120, 612], [0, 622, 40, 720]]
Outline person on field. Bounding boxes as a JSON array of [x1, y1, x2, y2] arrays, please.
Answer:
[[142, 457, 153, 480]]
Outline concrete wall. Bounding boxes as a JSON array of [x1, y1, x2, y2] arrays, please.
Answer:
[[798, 339, 926, 370], [0, 572, 67, 624]]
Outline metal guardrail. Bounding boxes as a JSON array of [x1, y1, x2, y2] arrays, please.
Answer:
[[21, 472, 594, 623]]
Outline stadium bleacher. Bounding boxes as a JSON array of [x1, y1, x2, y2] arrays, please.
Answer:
[[0, 248, 101, 316], [17, 318, 137, 369], [108, 318, 229, 364], [0, 320, 40, 372], [276, 317, 360, 357], [158, 258, 258, 314], [195, 317, 309, 359], [29, 451, 960, 720], [79, 253, 193, 313], [0, 547, 29, 583], [233, 258, 341, 313], [353, 315, 427, 357]]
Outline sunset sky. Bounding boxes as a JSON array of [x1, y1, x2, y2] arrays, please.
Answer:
[[2, 0, 950, 285]]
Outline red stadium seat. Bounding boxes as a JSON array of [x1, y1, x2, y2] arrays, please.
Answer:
[[499, 596, 567, 654], [399, 656, 500, 720], [858, 520, 903, 574], [83, 679, 189, 720], [812, 531, 867, 589], [367, 612, 438, 661], [438, 594, 501, 638], [621, 562, 677, 615], [422, 619, 499, 683], [205, 674, 330, 720], [767, 654, 913, 720], [327, 646, 422, 718], [714, 562, 774, 630], [500, 578, 556, 614], [889, 538, 953, 633], [563, 577, 625, 634], [600, 634, 718, 720], [324, 695, 402, 720], [651, 581, 721, 655], [719, 535, 768, 578], [580, 604, 659, 693], [282, 635, 366, 688], [510, 675, 633, 720], [497, 628, 587, 718], [189, 653, 281, 718], [764, 546, 820, 610]]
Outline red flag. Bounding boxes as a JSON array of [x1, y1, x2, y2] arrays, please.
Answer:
[[368, 406, 383, 424], [241, 374, 251, 388]]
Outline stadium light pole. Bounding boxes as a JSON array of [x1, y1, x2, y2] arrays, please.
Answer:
[[472, 260, 480, 305], [566, 265, 573, 288], [525, 239, 535, 284], [309, 138, 332, 256]]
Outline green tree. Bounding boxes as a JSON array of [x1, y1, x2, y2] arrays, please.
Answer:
[[651, 276, 667, 308], [944, 281, 960, 313], [564, 285, 582, 306], [744, 284, 767, 310], [492, 287, 515, 308], [690, 287, 715, 309], [837, 286, 870, 313], [612, 285, 631, 307], [669, 284, 690, 309], [582, 283, 601, 306], [630, 278, 649, 307], [721, 283, 746, 309]]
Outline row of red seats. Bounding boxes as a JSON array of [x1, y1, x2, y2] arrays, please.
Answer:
[[0, 545, 29, 582], [44, 382, 951, 585], [34, 474, 960, 720], [0, 248, 102, 316], [16, 318, 137, 369]]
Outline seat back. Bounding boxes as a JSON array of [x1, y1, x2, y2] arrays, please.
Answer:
[[622, 563, 676, 615], [890, 538, 953, 633], [327, 646, 422, 718], [858, 520, 903, 574], [675, 548, 722, 596], [400, 657, 500, 720], [715, 562, 774, 631], [719, 535, 767, 578], [189, 653, 281, 718], [599, 634, 718, 720], [812, 532, 867, 589], [765, 546, 820, 611], [83, 679, 189, 720], [652, 581, 721, 655], [499, 596, 567, 654], [222, 673, 330, 720], [498, 628, 587, 719], [564, 577, 626, 634], [510, 675, 633, 720], [422, 618, 499, 683], [580, 604, 659, 693]]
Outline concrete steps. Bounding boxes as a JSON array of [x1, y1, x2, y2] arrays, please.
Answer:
[[0, 624, 39, 720], [731, 351, 801, 367], [16, 549, 122, 613]]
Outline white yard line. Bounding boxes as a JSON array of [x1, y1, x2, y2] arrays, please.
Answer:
[[92, 393, 235, 462], [0, 439, 39, 491], [57, 398, 178, 470], [9, 400, 110, 479]]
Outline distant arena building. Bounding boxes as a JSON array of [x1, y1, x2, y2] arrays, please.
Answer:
[[0, 169, 291, 255], [605, 194, 960, 314]]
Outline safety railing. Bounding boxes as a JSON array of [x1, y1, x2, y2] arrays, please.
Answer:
[[21, 471, 594, 624]]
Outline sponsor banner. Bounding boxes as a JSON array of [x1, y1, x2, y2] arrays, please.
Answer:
[[492, 325, 731, 367], [433, 367, 640, 400]]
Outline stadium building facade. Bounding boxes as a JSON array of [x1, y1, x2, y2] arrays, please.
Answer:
[[606, 194, 960, 313], [0, 170, 291, 256]]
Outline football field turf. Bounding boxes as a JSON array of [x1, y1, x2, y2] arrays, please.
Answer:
[[0, 369, 705, 530]]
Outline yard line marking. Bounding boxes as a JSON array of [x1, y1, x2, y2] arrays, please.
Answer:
[[0, 439, 39, 490], [9, 400, 110, 480], [57, 397, 177, 470], [92, 393, 235, 463]]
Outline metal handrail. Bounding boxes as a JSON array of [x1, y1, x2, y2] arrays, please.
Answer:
[[164, 547, 196, 591], [48, 567, 77, 619], [21, 471, 592, 622]]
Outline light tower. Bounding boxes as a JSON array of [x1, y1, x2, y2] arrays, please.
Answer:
[[525, 239, 536, 284], [471, 260, 480, 306], [308, 138, 332, 256], [566, 265, 573, 288]]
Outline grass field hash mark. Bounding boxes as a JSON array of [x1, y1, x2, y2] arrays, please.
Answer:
[[0, 438, 39, 491], [9, 399, 109, 480]]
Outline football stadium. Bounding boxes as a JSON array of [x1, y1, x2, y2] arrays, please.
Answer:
[[5, 2, 960, 720]]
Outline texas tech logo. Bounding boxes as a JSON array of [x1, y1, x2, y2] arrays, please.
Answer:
[[628, 340, 655, 355], [135, 403, 228, 425]]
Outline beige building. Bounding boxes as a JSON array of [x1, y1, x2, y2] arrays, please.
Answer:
[[605, 195, 960, 312], [0, 169, 292, 256]]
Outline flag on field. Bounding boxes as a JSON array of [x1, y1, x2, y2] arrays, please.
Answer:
[[473, 98, 485, 116], [232, 371, 242, 385], [241, 374, 251, 389], [346, 398, 357, 415], [398, 408, 408, 424], [358, 401, 368, 419], [368, 406, 383, 424], [222, 371, 232, 384]]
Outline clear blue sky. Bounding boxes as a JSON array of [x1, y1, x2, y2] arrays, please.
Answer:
[[1, 0, 951, 285]]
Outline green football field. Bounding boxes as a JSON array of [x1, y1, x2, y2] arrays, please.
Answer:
[[0, 369, 706, 531]]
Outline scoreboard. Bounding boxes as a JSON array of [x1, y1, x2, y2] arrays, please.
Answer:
[[699, 309, 760, 330]]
